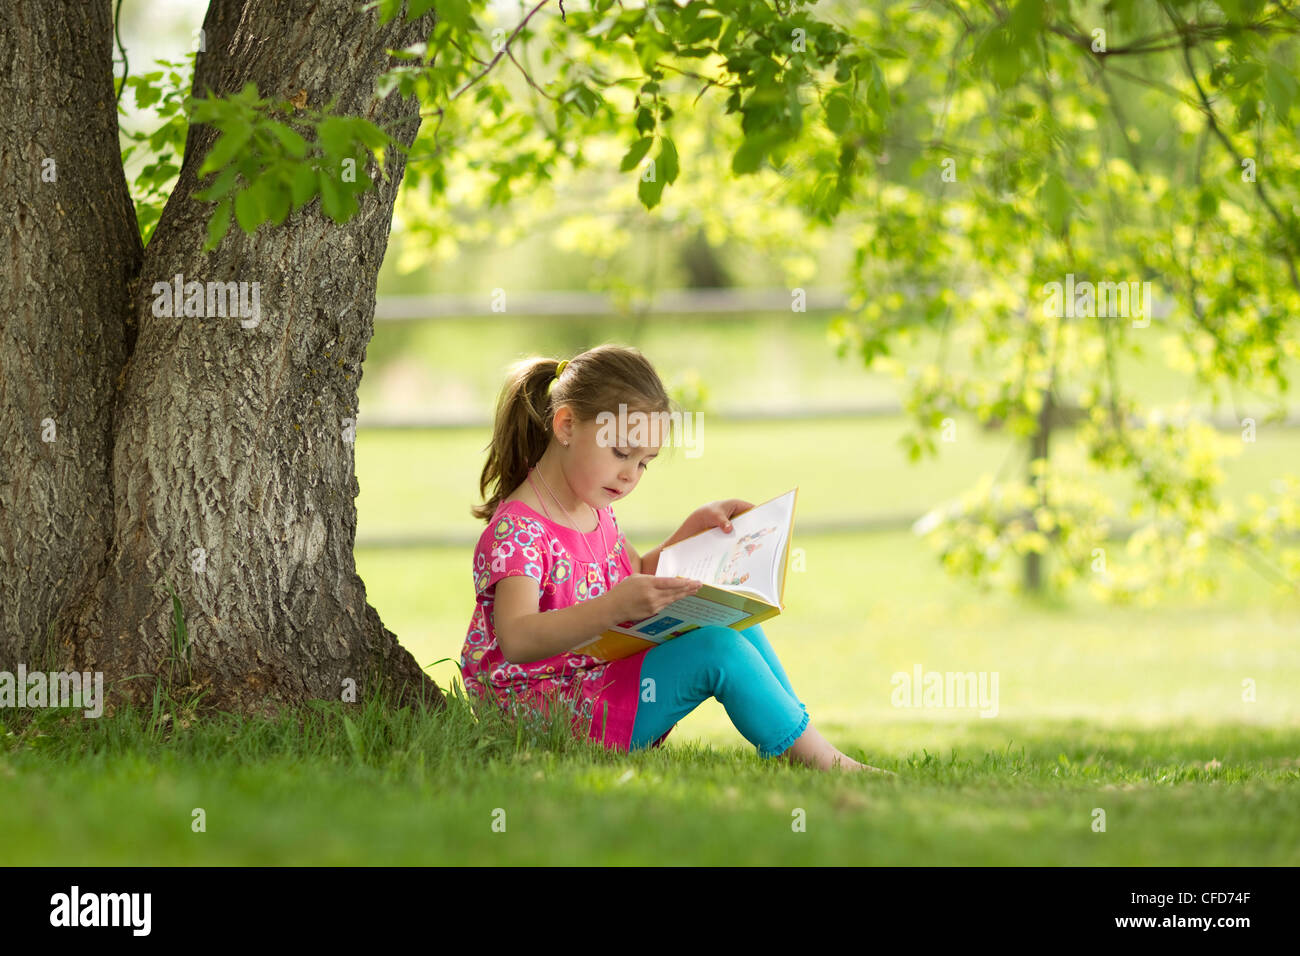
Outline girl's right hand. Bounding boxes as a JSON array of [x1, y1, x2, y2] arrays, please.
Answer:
[[608, 574, 703, 623]]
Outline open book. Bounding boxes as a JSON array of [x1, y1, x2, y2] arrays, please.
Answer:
[[573, 488, 798, 662]]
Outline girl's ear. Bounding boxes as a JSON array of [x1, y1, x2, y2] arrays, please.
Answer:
[[552, 404, 574, 445]]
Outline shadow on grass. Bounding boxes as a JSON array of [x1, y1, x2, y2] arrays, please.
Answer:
[[2, 679, 1297, 863]]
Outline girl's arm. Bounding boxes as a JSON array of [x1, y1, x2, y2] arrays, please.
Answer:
[[626, 541, 647, 574], [494, 572, 700, 663], [493, 576, 626, 664], [634, 542, 659, 575]]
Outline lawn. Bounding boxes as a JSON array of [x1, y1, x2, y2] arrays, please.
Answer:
[[2, 524, 1295, 866]]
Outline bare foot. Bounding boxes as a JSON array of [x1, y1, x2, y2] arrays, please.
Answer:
[[779, 722, 897, 775], [830, 752, 897, 775]]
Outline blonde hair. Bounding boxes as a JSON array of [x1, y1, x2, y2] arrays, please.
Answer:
[[472, 344, 675, 523]]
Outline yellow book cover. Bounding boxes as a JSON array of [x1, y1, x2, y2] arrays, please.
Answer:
[[574, 488, 798, 662]]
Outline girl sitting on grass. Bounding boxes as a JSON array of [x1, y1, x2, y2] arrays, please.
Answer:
[[460, 343, 891, 773]]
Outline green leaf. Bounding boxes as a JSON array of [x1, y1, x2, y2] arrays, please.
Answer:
[[1042, 169, 1070, 234], [684, 15, 722, 43], [267, 121, 308, 158], [1264, 58, 1296, 122], [428, 0, 471, 30], [1235, 96, 1260, 131], [563, 83, 602, 118], [149, 121, 181, 152], [732, 133, 777, 175], [867, 61, 889, 117], [204, 198, 232, 251], [638, 168, 666, 208], [1007, 0, 1044, 48], [317, 116, 355, 158], [374, 0, 402, 26], [231, 81, 263, 106], [1197, 187, 1220, 219], [194, 163, 240, 202], [319, 171, 356, 223], [263, 172, 291, 226], [133, 80, 163, 109], [620, 137, 654, 171], [353, 119, 391, 151], [234, 182, 264, 234], [586, 14, 620, 38], [290, 163, 317, 210], [975, 24, 1026, 90], [199, 123, 254, 177], [635, 35, 668, 73], [658, 136, 679, 184], [1233, 62, 1264, 87], [825, 91, 850, 133]]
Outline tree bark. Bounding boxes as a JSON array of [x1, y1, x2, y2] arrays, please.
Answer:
[[2, 0, 445, 717], [0, 1, 140, 668]]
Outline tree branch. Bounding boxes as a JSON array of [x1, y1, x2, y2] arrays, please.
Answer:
[[1160, 0, 1300, 293]]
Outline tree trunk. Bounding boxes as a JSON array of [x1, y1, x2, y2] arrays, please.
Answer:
[[0, 1, 140, 669], [3, 0, 445, 717], [1024, 388, 1053, 594]]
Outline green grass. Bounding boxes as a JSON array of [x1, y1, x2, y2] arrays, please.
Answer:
[[3, 524, 1295, 865], [2, 687, 1297, 865]]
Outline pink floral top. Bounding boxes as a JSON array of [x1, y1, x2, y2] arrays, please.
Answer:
[[459, 499, 673, 751]]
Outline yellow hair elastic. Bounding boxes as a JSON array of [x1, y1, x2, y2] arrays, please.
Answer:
[[548, 359, 568, 393]]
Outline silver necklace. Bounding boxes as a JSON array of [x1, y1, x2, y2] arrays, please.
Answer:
[[529, 465, 607, 566]]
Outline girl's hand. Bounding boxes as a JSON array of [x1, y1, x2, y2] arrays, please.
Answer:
[[608, 574, 702, 623], [689, 499, 754, 535]]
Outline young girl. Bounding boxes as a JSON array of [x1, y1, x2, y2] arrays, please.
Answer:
[[460, 344, 890, 773]]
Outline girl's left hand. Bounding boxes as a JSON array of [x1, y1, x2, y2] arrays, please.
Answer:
[[690, 499, 753, 535]]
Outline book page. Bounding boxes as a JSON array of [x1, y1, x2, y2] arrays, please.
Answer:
[[607, 593, 753, 641], [655, 489, 795, 605]]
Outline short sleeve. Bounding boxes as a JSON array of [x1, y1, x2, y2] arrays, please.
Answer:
[[476, 511, 552, 597]]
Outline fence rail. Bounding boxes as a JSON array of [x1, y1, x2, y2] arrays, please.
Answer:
[[355, 404, 1300, 431], [356, 515, 1280, 550], [374, 287, 851, 320], [373, 285, 1180, 320], [363, 289, 1270, 429]]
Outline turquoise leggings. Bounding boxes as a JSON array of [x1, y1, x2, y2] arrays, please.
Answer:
[[628, 623, 810, 758]]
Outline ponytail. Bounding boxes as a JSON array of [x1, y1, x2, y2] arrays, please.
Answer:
[[472, 357, 560, 522], [472, 345, 674, 523]]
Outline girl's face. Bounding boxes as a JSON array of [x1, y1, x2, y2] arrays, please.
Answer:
[[556, 408, 660, 508]]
